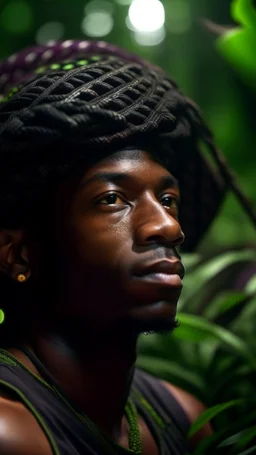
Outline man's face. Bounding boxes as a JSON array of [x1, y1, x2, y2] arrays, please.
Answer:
[[44, 149, 185, 335]]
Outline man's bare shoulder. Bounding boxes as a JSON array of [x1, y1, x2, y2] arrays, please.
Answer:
[[160, 380, 208, 422], [160, 380, 213, 447], [0, 395, 53, 455]]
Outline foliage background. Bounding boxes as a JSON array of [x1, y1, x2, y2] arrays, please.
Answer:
[[0, 0, 255, 453]]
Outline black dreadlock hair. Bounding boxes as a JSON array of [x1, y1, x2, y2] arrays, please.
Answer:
[[0, 50, 228, 250], [0, 40, 254, 244]]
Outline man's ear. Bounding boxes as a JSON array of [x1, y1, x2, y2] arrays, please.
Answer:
[[0, 230, 30, 281]]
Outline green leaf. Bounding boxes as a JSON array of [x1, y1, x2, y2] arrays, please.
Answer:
[[138, 332, 211, 370], [196, 341, 220, 371], [190, 250, 255, 284], [0, 310, 4, 324], [232, 296, 256, 339], [217, 28, 256, 90], [138, 333, 187, 365], [231, 0, 256, 27], [180, 250, 256, 310], [237, 445, 256, 455], [136, 356, 205, 394], [219, 426, 256, 449], [203, 291, 246, 320], [174, 313, 256, 368], [188, 399, 243, 437], [245, 274, 256, 294], [181, 253, 201, 271], [193, 411, 256, 454]]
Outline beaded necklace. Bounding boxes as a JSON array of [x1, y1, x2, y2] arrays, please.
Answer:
[[52, 383, 143, 454], [125, 398, 142, 454]]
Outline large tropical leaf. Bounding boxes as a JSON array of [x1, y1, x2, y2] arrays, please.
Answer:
[[188, 399, 243, 438], [173, 313, 256, 368], [203, 291, 247, 321], [216, 0, 256, 89], [136, 356, 205, 397], [219, 426, 256, 451], [179, 250, 256, 313]]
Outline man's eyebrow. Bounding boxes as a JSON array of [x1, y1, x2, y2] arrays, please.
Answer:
[[79, 172, 131, 188], [79, 172, 179, 190], [158, 175, 179, 191]]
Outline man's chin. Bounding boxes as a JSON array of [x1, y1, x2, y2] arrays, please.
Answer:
[[124, 300, 179, 335], [131, 317, 179, 335]]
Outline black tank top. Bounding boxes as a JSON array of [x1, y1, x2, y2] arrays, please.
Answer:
[[0, 348, 191, 455]]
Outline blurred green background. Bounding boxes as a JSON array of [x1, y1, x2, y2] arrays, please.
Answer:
[[0, 0, 255, 252]]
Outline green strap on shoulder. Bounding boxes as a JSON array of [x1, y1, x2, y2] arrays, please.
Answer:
[[131, 388, 166, 429], [0, 379, 60, 455]]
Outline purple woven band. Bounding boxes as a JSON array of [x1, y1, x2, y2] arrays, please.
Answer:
[[0, 39, 153, 94]]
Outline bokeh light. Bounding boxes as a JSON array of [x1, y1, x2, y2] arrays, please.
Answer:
[[133, 26, 166, 46], [128, 0, 165, 33], [36, 21, 65, 44], [0, 0, 33, 34], [82, 1, 114, 37]]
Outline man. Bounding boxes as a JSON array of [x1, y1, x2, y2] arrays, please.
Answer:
[[0, 40, 242, 455]]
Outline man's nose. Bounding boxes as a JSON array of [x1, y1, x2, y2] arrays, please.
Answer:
[[134, 197, 185, 247]]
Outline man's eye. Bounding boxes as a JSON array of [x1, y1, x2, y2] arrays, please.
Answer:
[[98, 193, 124, 205], [160, 195, 178, 209]]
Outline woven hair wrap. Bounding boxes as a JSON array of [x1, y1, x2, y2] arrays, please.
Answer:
[[0, 40, 228, 251]]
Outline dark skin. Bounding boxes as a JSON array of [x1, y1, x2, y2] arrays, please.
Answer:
[[0, 149, 212, 454]]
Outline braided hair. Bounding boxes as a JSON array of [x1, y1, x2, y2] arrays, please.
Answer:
[[0, 39, 233, 254]]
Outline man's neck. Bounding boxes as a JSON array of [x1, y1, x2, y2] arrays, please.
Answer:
[[25, 320, 138, 442]]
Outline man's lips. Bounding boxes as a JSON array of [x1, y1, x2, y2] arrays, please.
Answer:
[[132, 260, 185, 279], [131, 260, 185, 289]]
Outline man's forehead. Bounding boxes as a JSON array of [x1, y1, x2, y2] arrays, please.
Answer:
[[106, 148, 145, 162], [106, 146, 178, 182], [93, 147, 172, 171], [79, 148, 179, 189]]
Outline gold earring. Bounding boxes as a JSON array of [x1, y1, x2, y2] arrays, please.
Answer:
[[16, 273, 27, 283]]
